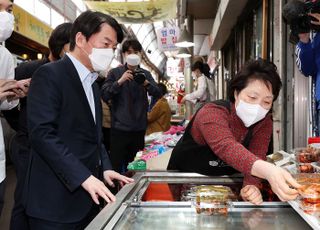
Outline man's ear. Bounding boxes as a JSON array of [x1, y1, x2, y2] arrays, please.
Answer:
[[75, 32, 86, 49]]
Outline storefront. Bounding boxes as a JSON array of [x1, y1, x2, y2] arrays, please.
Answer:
[[6, 4, 51, 63]]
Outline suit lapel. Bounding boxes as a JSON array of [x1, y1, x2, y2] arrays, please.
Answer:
[[63, 56, 96, 127]]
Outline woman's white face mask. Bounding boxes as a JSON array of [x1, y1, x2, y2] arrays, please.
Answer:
[[236, 100, 269, 127], [0, 11, 14, 42], [234, 79, 273, 127]]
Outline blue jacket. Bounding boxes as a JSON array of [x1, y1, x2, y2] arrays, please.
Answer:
[[296, 33, 320, 103]]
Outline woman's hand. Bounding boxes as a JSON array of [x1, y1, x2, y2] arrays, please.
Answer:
[[251, 160, 301, 201], [241, 185, 263, 205]]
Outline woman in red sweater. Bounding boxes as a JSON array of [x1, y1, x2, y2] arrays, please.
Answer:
[[168, 59, 301, 205]]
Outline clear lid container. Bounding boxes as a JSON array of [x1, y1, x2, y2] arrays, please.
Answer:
[[293, 173, 320, 185], [292, 147, 320, 163], [298, 183, 320, 199], [188, 185, 235, 215], [299, 200, 320, 214], [297, 163, 315, 173]]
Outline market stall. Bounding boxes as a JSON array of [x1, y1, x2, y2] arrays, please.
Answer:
[[85, 172, 314, 230]]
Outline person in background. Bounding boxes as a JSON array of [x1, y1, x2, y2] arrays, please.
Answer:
[[0, 0, 29, 217], [168, 59, 301, 205], [181, 61, 210, 111], [146, 83, 171, 135], [295, 13, 320, 136], [5, 22, 73, 230], [101, 39, 160, 174], [26, 11, 133, 229]]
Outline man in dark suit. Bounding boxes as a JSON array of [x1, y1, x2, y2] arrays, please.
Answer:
[[26, 11, 133, 229], [5, 22, 73, 230]]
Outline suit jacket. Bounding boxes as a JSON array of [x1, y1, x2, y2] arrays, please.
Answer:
[[26, 55, 112, 223]]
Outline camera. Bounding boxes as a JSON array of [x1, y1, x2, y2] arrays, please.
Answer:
[[133, 69, 146, 84], [283, 0, 320, 44]]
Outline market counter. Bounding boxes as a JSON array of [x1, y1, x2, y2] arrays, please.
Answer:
[[85, 172, 313, 230]]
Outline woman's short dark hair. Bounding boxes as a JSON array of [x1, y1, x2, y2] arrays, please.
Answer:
[[69, 10, 124, 51], [192, 61, 211, 78], [122, 39, 142, 53], [48, 22, 73, 60], [228, 59, 282, 102], [158, 83, 168, 97]]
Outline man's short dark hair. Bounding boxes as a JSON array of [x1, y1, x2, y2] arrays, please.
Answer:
[[228, 59, 282, 102], [122, 39, 142, 53], [69, 10, 124, 51], [48, 22, 73, 60]]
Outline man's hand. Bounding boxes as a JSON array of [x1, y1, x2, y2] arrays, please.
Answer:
[[117, 70, 133, 85], [103, 170, 134, 188], [310, 13, 320, 25], [81, 175, 116, 205], [240, 185, 263, 205]]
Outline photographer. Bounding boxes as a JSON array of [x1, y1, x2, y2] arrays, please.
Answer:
[[101, 39, 160, 174], [295, 12, 320, 135]]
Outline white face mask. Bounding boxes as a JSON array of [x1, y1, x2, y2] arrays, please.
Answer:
[[88, 48, 114, 72], [126, 54, 141, 66], [0, 11, 14, 42], [236, 100, 269, 127]]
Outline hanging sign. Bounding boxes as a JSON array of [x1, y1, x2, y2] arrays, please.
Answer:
[[85, 0, 178, 24], [156, 26, 180, 51]]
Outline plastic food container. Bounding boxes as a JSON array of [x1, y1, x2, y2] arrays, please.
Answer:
[[297, 163, 315, 173], [293, 173, 320, 185], [299, 200, 320, 214], [299, 184, 320, 200], [189, 185, 235, 215], [311, 162, 320, 173], [293, 147, 320, 163]]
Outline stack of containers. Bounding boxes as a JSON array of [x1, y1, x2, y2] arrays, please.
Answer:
[[182, 185, 236, 215], [295, 174, 320, 214], [293, 147, 320, 173]]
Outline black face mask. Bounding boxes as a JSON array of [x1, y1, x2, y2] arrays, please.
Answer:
[[133, 69, 146, 84]]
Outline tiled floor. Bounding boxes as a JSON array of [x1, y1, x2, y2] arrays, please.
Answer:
[[0, 166, 16, 230]]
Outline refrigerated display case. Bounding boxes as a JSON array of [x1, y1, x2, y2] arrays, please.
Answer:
[[85, 172, 314, 230]]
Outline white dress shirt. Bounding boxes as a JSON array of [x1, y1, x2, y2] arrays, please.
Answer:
[[0, 45, 19, 183], [184, 74, 207, 104], [66, 53, 98, 123]]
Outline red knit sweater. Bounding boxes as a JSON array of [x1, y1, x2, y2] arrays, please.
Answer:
[[190, 102, 273, 187]]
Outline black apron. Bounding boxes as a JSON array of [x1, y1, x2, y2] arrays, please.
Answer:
[[167, 100, 253, 176]]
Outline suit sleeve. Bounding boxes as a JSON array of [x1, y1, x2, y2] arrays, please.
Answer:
[[27, 66, 92, 192], [101, 143, 112, 171]]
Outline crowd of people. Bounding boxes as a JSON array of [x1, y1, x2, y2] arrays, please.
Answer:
[[1, 0, 319, 229]]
